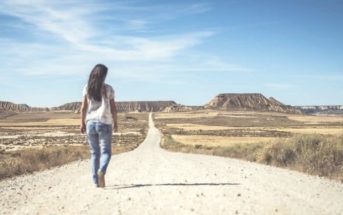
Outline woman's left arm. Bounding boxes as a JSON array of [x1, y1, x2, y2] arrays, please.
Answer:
[[80, 96, 88, 133]]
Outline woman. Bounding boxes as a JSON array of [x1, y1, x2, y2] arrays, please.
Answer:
[[80, 64, 118, 188]]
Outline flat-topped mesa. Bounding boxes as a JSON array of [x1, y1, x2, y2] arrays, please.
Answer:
[[296, 105, 343, 115], [1, 100, 179, 113], [205, 93, 301, 113], [16, 100, 179, 113], [115, 101, 177, 112], [52, 101, 180, 113], [0, 101, 49, 112], [51, 102, 81, 112]]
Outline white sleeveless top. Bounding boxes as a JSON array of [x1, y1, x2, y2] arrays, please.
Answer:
[[82, 83, 115, 125]]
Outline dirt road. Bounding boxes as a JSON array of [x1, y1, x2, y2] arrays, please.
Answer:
[[1, 113, 343, 215]]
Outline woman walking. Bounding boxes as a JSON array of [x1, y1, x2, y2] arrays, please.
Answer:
[[80, 64, 118, 188]]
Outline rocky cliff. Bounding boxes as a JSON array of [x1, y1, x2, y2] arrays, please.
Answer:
[[296, 105, 343, 115], [0, 101, 49, 112], [51, 102, 81, 112], [205, 93, 301, 113], [56, 101, 200, 113], [6, 95, 342, 114], [162, 105, 203, 112], [0, 100, 179, 113], [116, 101, 177, 112]]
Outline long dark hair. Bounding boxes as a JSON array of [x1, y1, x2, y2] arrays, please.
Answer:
[[87, 64, 108, 102]]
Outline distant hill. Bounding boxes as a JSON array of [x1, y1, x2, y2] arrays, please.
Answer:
[[54, 101, 180, 112], [204, 93, 301, 113], [116, 101, 178, 112], [2, 94, 341, 114], [51, 102, 81, 112], [0, 100, 183, 113], [55, 101, 203, 113], [0, 101, 48, 112], [295, 105, 343, 115]]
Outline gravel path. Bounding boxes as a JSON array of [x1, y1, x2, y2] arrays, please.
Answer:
[[1, 113, 343, 215]]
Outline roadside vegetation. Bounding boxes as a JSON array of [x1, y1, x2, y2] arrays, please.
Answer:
[[156, 111, 343, 182], [162, 134, 343, 181], [0, 112, 148, 180], [0, 143, 139, 180]]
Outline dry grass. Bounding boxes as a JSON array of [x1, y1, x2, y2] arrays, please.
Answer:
[[0, 143, 139, 180], [166, 124, 343, 135], [157, 111, 343, 182], [0, 118, 80, 126], [273, 127, 343, 135], [156, 110, 292, 119], [257, 135, 343, 181], [162, 134, 343, 182], [166, 123, 234, 131], [171, 135, 279, 147], [0, 145, 89, 180], [155, 111, 219, 119], [0, 112, 149, 180], [1, 127, 66, 130], [157, 114, 301, 128], [288, 115, 343, 123]]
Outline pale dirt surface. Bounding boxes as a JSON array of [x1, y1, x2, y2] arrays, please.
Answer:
[[1, 113, 343, 215]]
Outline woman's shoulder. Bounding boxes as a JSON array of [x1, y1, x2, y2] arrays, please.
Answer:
[[104, 83, 114, 91], [82, 84, 88, 96], [104, 83, 115, 99]]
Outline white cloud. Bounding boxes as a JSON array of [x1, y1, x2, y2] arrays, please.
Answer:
[[0, 0, 216, 61], [265, 83, 293, 89], [0, 0, 251, 85]]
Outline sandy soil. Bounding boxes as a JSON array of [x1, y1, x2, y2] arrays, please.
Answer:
[[1, 113, 342, 215]]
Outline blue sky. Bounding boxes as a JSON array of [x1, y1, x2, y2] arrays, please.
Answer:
[[0, 0, 342, 107]]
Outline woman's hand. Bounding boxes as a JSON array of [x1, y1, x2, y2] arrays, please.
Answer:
[[113, 121, 118, 132], [80, 122, 86, 134]]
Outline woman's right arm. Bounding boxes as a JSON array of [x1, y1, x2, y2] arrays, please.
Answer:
[[80, 96, 88, 133], [110, 98, 118, 132]]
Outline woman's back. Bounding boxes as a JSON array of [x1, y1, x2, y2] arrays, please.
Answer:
[[82, 83, 114, 125]]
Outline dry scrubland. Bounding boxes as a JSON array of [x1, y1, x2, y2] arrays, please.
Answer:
[[155, 110, 343, 181], [0, 111, 148, 180]]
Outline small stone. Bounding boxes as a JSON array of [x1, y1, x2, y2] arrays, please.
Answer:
[[237, 193, 241, 197]]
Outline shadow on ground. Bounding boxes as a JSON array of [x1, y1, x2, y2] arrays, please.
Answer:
[[105, 182, 240, 190]]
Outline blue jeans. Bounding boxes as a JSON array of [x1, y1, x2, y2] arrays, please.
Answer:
[[86, 121, 112, 185]]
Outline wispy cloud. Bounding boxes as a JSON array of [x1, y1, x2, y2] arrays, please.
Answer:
[[265, 83, 294, 89], [0, 0, 250, 86], [0, 0, 216, 62], [0, 1, 95, 44]]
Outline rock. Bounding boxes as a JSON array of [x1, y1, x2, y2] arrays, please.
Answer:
[[204, 93, 301, 113], [295, 105, 343, 115], [0, 101, 48, 112]]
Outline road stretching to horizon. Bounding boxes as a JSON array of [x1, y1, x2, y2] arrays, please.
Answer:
[[1, 113, 343, 215]]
